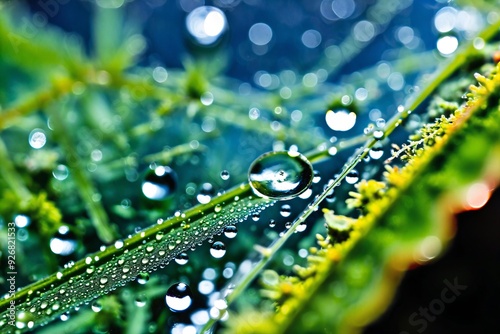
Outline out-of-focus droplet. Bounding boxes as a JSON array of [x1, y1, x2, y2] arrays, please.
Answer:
[[29, 129, 47, 149], [186, 6, 228, 46], [325, 109, 356, 132]]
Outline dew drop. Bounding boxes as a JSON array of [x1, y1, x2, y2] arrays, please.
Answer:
[[166, 283, 192, 312], [142, 166, 177, 200], [346, 170, 359, 184], [210, 241, 226, 258], [296, 222, 307, 232], [52, 164, 69, 181], [325, 109, 356, 132], [49, 226, 77, 256], [373, 130, 384, 139], [269, 219, 276, 228], [248, 151, 313, 200], [186, 6, 227, 46], [197, 183, 214, 204], [220, 170, 230, 180], [137, 272, 150, 285], [175, 253, 189, 265], [369, 145, 384, 160], [91, 301, 102, 313], [285, 222, 292, 229], [223, 225, 237, 238], [135, 294, 147, 307], [28, 128, 47, 149], [251, 213, 260, 221], [100, 277, 108, 285], [312, 170, 321, 183], [280, 204, 292, 217]]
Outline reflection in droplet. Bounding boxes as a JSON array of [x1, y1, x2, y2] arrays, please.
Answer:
[[142, 166, 177, 200], [166, 283, 192, 312], [210, 241, 226, 258], [248, 151, 313, 200], [186, 6, 228, 46]]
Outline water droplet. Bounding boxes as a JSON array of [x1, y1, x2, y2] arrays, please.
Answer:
[[28, 128, 47, 149], [280, 204, 292, 217], [223, 225, 237, 238], [248, 151, 313, 200], [114, 240, 124, 249], [197, 183, 214, 204], [210, 241, 226, 258], [369, 145, 384, 160], [373, 130, 384, 139], [60, 312, 70, 321], [325, 109, 356, 132], [251, 213, 260, 221], [186, 6, 228, 46], [285, 222, 292, 229], [313, 170, 321, 183], [142, 166, 177, 200], [91, 301, 102, 312], [100, 277, 108, 285], [269, 219, 276, 228], [52, 164, 69, 181], [296, 222, 307, 232], [220, 170, 230, 180], [175, 253, 189, 265], [298, 187, 312, 199], [137, 272, 150, 284], [135, 294, 147, 307], [14, 214, 30, 228], [49, 226, 77, 256], [166, 283, 192, 312], [346, 170, 359, 184]]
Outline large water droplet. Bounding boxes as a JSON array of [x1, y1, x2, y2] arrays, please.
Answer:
[[49, 226, 77, 256], [210, 241, 226, 258], [91, 301, 102, 313], [175, 253, 189, 265], [142, 166, 177, 200], [223, 225, 237, 238], [197, 183, 214, 204], [248, 151, 313, 200], [325, 109, 356, 131], [346, 170, 359, 184], [166, 283, 192, 312]]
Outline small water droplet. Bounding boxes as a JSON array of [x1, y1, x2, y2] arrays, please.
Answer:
[[248, 151, 313, 200], [197, 183, 214, 204], [49, 226, 77, 256], [210, 241, 226, 258], [135, 294, 147, 307], [166, 283, 192, 312], [373, 130, 384, 139], [296, 222, 307, 232], [325, 109, 356, 131], [100, 277, 108, 285], [91, 301, 102, 312], [346, 170, 359, 184], [52, 164, 69, 181], [251, 213, 260, 221], [223, 225, 237, 238], [142, 166, 177, 200], [269, 219, 276, 228], [137, 272, 150, 284], [175, 253, 189, 265], [285, 222, 292, 229], [280, 204, 292, 217], [186, 6, 228, 46], [313, 170, 321, 183], [29, 128, 47, 149], [220, 170, 230, 180]]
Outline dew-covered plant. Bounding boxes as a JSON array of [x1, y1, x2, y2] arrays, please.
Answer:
[[1, 1, 500, 333]]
